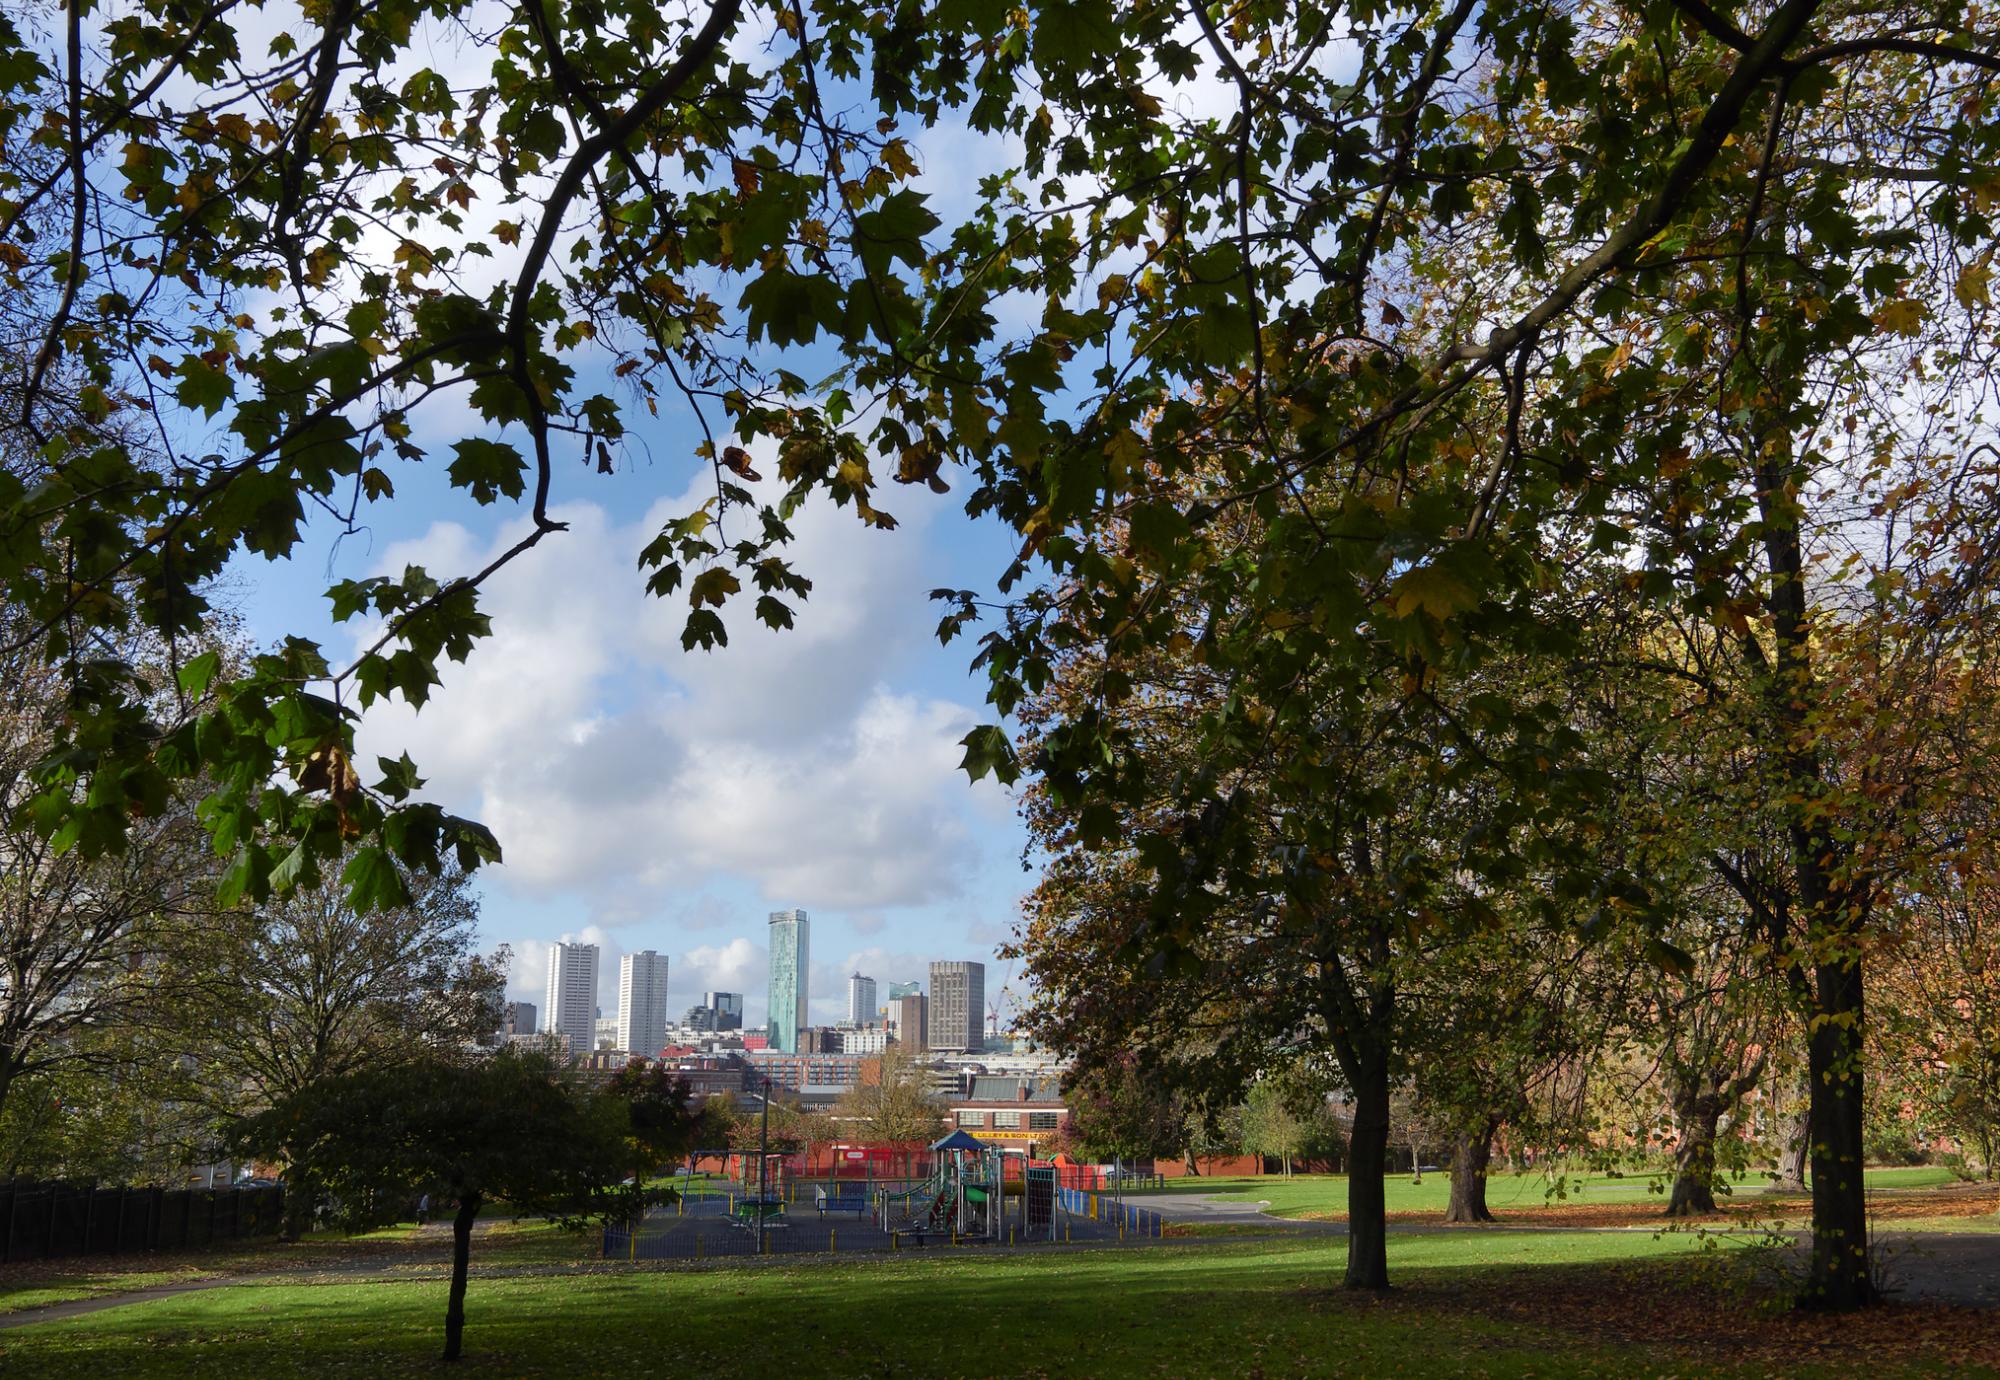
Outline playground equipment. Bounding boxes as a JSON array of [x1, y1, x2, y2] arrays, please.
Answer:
[[876, 1133, 1062, 1243], [729, 1150, 788, 1228]]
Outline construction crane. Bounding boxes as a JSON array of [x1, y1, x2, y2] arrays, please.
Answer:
[[986, 956, 1018, 1044]]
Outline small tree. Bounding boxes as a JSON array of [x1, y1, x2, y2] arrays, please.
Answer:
[[1236, 1079, 1309, 1179], [235, 1051, 628, 1362], [832, 1046, 943, 1144]]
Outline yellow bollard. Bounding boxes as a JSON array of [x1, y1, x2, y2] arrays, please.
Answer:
[[629, 1226, 637, 1262], [1008, 1227, 1014, 1246], [830, 1228, 836, 1254], [891, 1231, 899, 1252], [1065, 1222, 1071, 1242]]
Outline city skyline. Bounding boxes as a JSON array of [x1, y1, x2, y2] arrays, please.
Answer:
[[518, 923, 1014, 1035]]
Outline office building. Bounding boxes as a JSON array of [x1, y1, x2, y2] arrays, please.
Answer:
[[893, 993, 928, 1052], [618, 950, 671, 1057], [929, 960, 985, 1053], [767, 910, 810, 1053], [497, 1000, 536, 1038], [595, 1016, 620, 1050], [706, 991, 744, 1031], [544, 940, 599, 1057], [847, 973, 878, 1027]]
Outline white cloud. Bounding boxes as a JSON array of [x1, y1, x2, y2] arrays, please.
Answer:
[[675, 936, 768, 1013], [353, 484, 1001, 936]]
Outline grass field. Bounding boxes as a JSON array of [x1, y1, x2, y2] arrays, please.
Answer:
[[0, 1232, 1884, 1378], [1130, 1165, 1964, 1218], [5, 1229, 1997, 1378]]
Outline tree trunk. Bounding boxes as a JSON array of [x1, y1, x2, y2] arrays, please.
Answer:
[[1345, 1050, 1391, 1290], [442, 1191, 480, 1361], [1666, 1102, 1721, 1216], [1443, 1124, 1497, 1224], [1183, 1152, 1200, 1176], [1770, 1075, 1810, 1192], [278, 1160, 315, 1242], [1803, 965, 1874, 1310], [1753, 443, 1873, 1310]]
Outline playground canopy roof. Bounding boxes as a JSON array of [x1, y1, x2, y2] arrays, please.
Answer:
[[928, 1130, 986, 1152]]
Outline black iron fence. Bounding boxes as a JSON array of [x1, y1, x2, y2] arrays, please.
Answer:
[[0, 1182, 286, 1263]]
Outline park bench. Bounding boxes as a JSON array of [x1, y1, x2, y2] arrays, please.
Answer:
[[814, 1185, 869, 1217]]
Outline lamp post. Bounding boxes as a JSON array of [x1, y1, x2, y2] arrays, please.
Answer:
[[757, 1074, 772, 1255]]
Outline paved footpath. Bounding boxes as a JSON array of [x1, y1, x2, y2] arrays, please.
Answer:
[[1137, 1192, 1342, 1228]]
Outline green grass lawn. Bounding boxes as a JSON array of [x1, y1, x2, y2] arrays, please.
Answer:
[[6, 1228, 1994, 1377], [0, 1272, 187, 1316], [0, 1216, 600, 1316], [0, 1232, 1814, 1379], [1132, 1165, 1960, 1218]]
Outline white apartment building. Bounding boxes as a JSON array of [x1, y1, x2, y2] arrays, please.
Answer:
[[544, 940, 599, 1057], [618, 950, 671, 1057], [847, 972, 878, 1026], [839, 1025, 891, 1055]]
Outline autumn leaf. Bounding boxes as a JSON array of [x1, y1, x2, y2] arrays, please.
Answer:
[[688, 567, 741, 608]]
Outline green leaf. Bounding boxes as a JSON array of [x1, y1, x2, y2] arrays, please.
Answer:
[[740, 270, 843, 348], [174, 356, 235, 418], [268, 840, 314, 894], [447, 438, 527, 504], [958, 724, 1019, 785], [177, 650, 221, 698], [340, 844, 410, 914]]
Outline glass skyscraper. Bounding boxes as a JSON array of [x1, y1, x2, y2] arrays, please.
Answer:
[[766, 909, 810, 1053]]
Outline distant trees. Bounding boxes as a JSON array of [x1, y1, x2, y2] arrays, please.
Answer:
[[600, 1059, 714, 1194], [1062, 1056, 1187, 1167], [0, 615, 216, 1131], [174, 867, 503, 1236]]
